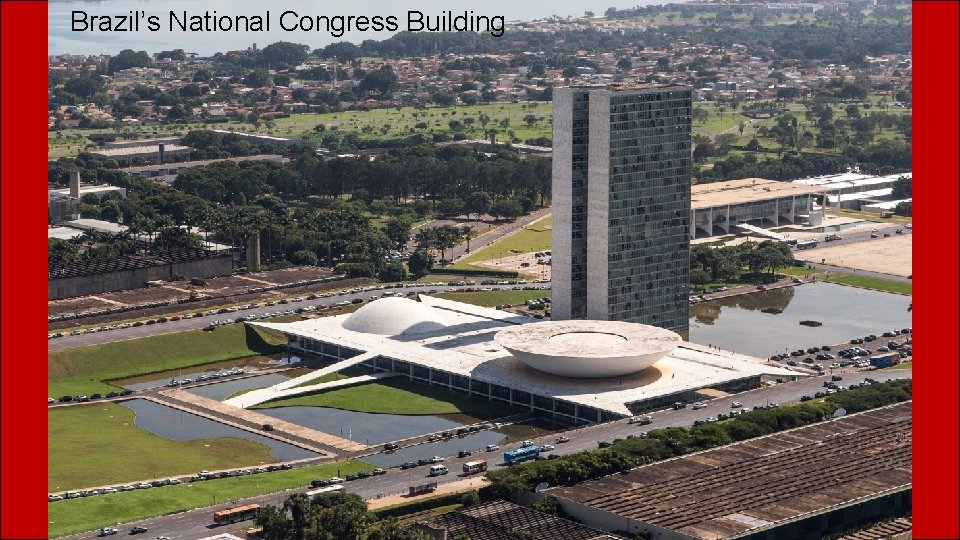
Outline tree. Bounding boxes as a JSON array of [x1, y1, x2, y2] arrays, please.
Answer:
[[489, 199, 523, 221], [245, 69, 272, 88], [156, 49, 186, 61], [891, 176, 912, 199], [384, 217, 413, 248], [291, 249, 319, 266], [107, 49, 152, 73], [359, 66, 398, 94], [617, 58, 633, 71], [261, 41, 310, 67], [561, 66, 580, 79], [745, 138, 763, 152], [63, 76, 105, 100], [407, 249, 435, 277], [465, 191, 492, 219], [656, 57, 670, 71], [894, 200, 912, 216], [379, 259, 408, 282]]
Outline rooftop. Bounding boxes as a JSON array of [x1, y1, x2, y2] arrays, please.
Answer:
[[252, 296, 797, 416], [414, 500, 622, 540], [90, 144, 191, 157], [549, 401, 912, 539], [691, 178, 823, 208]]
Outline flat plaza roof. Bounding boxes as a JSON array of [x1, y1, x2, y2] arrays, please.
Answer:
[[691, 178, 823, 209], [549, 401, 912, 539], [252, 296, 797, 416]]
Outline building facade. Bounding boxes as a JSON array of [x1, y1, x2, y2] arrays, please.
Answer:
[[553, 84, 693, 332]]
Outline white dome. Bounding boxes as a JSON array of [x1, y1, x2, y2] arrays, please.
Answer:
[[342, 297, 449, 336]]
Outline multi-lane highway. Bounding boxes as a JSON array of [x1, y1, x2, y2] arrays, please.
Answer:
[[47, 282, 550, 351], [54, 368, 911, 540]]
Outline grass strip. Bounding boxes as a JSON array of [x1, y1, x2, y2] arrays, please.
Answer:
[[48, 460, 374, 538], [254, 378, 519, 418], [824, 274, 912, 295], [48, 325, 286, 397]]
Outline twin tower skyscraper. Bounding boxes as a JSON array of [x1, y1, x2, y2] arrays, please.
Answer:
[[552, 84, 693, 333]]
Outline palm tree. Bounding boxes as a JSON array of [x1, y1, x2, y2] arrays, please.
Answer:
[[460, 225, 474, 252]]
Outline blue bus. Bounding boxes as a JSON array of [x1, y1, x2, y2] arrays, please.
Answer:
[[504, 445, 540, 464]]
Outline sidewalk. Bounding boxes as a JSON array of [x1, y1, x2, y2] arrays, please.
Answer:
[[366, 476, 490, 510]]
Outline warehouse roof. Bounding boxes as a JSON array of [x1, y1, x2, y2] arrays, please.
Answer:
[[549, 401, 912, 540], [691, 178, 823, 208]]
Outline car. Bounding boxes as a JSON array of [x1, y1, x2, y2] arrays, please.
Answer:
[[131, 526, 148, 534], [156, 537, 172, 540], [486, 444, 500, 452], [832, 375, 843, 381], [597, 441, 612, 448], [99, 528, 119, 536], [383, 443, 399, 451], [400, 462, 417, 469], [345, 474, 358, 481], [48, 397, 56, 404], [800, 395, 813, 402], [48, 494, 64, 502], [372, 468, 387, 476], [58, 395, 73, 403], [262, 424, 275, 431], [693, 420, 706, 426], [705, 416, 717, 423], [692, 402, 708, 410], [356, 471, 371, 479], [870, 233, 879, 238], [730, 402, 743, 408], [429, 456, 444, 463], [547, 453, 561, 460], [540, 444, 555, 451], [555, 436, 571, 444], [457, 450, 473, 458], [787, 360, 798, 366], [101, 487, 118, 494]]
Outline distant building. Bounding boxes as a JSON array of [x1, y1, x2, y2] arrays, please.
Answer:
[[90, 143, 192, 163], [552, 84, 693, 332], [210, 130, 297, 148]]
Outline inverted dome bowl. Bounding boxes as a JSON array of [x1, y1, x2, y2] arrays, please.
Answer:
[[495, 320, 681, 378]]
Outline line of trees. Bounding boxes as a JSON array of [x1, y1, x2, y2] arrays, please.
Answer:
[[486, 379, 912, 500], [690, 240, 796, 285]]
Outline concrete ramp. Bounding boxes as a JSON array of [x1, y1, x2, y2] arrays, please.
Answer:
[[734, 222, 790, 242], [223, 351, 385, 408]]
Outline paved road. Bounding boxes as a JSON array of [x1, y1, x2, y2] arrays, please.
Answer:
[[55, 368, 911, 540], [445, 207, 552, 263], [47, 282, 550, 351]]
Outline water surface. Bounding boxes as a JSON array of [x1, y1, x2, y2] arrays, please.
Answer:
[[120, 398, 317, 461]]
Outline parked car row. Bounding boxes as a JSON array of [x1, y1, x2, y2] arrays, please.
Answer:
[[52, 389, 132, 404], [164, 367, 245, 387]]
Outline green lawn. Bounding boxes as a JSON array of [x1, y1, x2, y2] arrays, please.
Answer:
[[48, 459, 374, 538], [776, 266, 824, 277], [49, 403, 282, 492], [449, 216, 551, 270], [434, 290, 549, 308], [291, 371, 350, 388], [255, 378, 519, 418], [48, 324, 286, 397], [824, 274, 912, 295]]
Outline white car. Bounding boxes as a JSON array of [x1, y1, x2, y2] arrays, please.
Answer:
[[485, 444, 500, 452], [101, 487, 118, 493], [48, 494, 64, 502], [540, 444, 555, 451], [731, 402, 743, 408], [692, 402, 708, 410]]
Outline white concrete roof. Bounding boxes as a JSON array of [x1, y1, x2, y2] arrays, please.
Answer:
[[48, 227, 84, 240], [495, 320, 681, 378], [341, 297, 450, 336], [252, 298, 799, 417]]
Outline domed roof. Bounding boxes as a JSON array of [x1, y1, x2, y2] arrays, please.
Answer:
[[342, 297, 449, 336]]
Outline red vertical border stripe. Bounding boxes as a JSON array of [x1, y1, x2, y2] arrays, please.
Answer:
[[913, 1, 960, 538], [1, 1, 49, 538]]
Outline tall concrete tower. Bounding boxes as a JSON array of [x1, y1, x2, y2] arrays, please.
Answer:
[[552, 84, 693, 332]]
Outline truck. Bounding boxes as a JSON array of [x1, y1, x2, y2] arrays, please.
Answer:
[[463, 460, 488, 475], [409, 482, 438, 496]]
